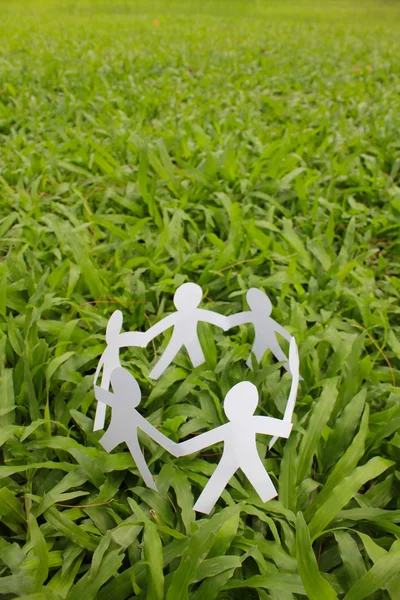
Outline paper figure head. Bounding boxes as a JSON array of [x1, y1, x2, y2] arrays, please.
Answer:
[[173, 282, 203, 311], [110, 367, 141, 407], [224, 381, 258, 421], [106, 310, 123, 343], [246, 288, 272, 315]]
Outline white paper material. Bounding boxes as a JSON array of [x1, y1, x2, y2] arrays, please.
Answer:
[[92, 284, 301, 513], [93, 285, 296, 402], [176, 338, 299, 513], [269, 337, 299, 449], [95, 367, 177, 491], [226, 288, 292, 372], [93, 310, 147, 431], [145, 283, 228, 380]]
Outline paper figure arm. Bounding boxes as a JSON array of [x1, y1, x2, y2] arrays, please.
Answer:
[[282, 337, 300, 423], [269, 338, 300, 449], [94, 385, 117, 408], [197, 309, 229, 331], [143, 313, 177, 344], [118, 331, 148, 348], [137, 414, 179, 456], [271, 319, 292, 342], [94, 355, 104, 386], [225, 311, 253, 329], [253, 416, 293, 439], [175, 426, 225, 457]]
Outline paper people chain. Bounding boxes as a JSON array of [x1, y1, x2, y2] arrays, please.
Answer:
[[93, 283, 293, 430], [94, 338, 300, 514], [92, 285, 299, 513]]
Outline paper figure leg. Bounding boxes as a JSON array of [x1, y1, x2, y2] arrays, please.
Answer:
[[149, 337, 182, 380], [269, 339, 290, 373], [246, 335, 265, 369], [93, 368, 111, 432], [240, 457, 277, 503], [193, 456, 237, 514], [126, 437, 158, 491], [246, 337, 289, 371], [185, 336, 206, 368], [99, 427, 119, 453]]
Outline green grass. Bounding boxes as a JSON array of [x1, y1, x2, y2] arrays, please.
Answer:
[[1, 0, 400, 598]]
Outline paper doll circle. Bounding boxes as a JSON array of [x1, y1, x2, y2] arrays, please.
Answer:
[[110, 367, 141, 406], [106, 310, 123, 343], [224, 381, 258, 421], [246, 288, 272, 316], [173, 282, 203, 311]]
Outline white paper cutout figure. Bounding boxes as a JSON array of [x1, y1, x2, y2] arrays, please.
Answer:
[[94, 368, 178, 491], [93, 310, 148, 431], [175, 338, 299, 514], [145, 282, 228, 380], [226, 288, 292, 372]]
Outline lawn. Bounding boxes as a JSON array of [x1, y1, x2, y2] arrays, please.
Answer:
[[1, 0, 400, 598]]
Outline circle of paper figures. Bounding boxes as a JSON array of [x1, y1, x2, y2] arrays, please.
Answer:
[[93, 283, 300, 514]]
